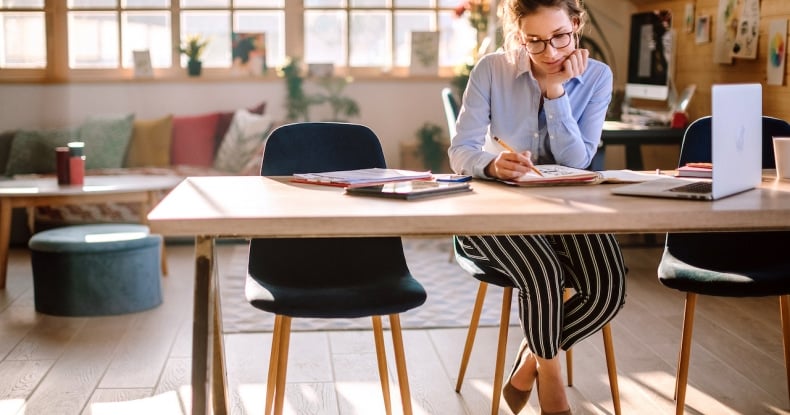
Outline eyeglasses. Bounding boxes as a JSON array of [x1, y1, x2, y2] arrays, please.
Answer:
[[523, 32, 573, 54]]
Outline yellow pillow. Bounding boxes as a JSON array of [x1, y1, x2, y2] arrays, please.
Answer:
[[125, 115, 173, 167]]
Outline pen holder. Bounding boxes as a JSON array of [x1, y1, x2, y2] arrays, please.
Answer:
[[67, 141, 85, 185], [55, 147, 70, 185]]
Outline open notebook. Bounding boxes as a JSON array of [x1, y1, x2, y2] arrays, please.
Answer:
[[612, 83, 762, 201]]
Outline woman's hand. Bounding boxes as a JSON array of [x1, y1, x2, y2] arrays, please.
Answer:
[[544, 49, 589, 99], [485, 151, 537, 180]]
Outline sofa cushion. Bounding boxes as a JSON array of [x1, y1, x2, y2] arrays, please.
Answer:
[[214, 109, 272, 174], [0, 130, 17, 176], [214, 101, 266, 154], [171, 112, 220, 167], [125, 115, 173, 168], [5, 127, 78, 176], [79, 113, 135, 170]]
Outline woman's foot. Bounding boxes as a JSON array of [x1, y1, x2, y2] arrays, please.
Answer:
[[535, 357, 571, 415], [502, 338, 537, 414]]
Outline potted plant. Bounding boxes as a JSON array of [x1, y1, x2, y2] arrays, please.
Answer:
[[416, 122, 445, 172], [180, 34, 209, 76]]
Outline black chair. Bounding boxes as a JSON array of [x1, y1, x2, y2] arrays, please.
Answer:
[[441, 87, 460, 138], [658, 115, 790, 414], [246, 122, 427, 415], [452, 237, 621, 415]]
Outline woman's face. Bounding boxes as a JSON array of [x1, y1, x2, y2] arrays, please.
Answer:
[[519, 6, 577, 76]]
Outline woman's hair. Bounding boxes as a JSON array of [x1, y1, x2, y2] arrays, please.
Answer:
[[500, 0, 586, 52]]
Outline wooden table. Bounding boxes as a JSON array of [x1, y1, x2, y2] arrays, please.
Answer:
[[602, 121, 685, 170], [147, 174, 790, 415], [0, 174, 183, 289]]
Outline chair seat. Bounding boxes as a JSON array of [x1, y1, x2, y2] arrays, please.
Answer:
[[246, 274, 426, 318], [658, 232, 790, 297]]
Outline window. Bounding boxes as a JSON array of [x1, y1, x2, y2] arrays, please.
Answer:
[[0, 0, 479, 82]]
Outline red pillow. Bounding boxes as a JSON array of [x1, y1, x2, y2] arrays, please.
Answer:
[[171, 112, 221, 167], [214, 101, 266, 154]]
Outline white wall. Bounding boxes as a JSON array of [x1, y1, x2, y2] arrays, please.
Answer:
[[0, 79, 450, 169]]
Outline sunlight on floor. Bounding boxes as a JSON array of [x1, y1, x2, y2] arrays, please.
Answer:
[[0, 399, 24, 415], [84, 391, 183, 415]]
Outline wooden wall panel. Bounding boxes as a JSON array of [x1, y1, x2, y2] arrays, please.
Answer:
[[632, 0, 790, 122]]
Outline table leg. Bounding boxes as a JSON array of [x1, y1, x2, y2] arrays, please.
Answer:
[[145, 191, 168, 276], [192, 236, 213, 415], [211, 244, 228, 414], [624, 144, 644, 171], [0, 200, 11, 289]]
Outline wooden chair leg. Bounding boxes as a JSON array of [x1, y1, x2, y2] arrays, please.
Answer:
[[456, 282, 489, 392], [491, 287, 513, 415], [780, 294, 790, 406], [675, 293, 697, 415], [265, 315, 283, 415], [273, 316, 292, 415], [372, 316, 393, 415], [601, 323, 621, 415], [564, 288, 573, 386], [389, 314, 413, 415]]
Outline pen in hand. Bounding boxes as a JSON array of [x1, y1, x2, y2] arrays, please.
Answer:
[[493, 136, 544, 177]]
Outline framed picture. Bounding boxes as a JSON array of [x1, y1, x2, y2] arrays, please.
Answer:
[[132, 50, 153, 78], [696, 15, 711, 44], [684, 3, 695, 34], [232, 32, 267, 76], [409, 31, 439, 76], [308, 63, 334, 77]]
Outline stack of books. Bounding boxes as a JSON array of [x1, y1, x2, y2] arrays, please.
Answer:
[[676, 162, 712, 178]]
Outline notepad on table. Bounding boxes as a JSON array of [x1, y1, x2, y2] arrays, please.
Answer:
[[504, 164, 602, 186], [345, 180, 472, 200], [292, 168, 432, 188], [676, 163, 712, 178]]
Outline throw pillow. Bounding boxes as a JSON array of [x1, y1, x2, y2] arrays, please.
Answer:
[[214, 109, 272, 173], [214, 101, 266, 154], [0, 130, 18, 176], [171, 112, 220, 167], [125, 115, 173, 168], [78, 113, 135, 170], [5, 127, 78, 176]]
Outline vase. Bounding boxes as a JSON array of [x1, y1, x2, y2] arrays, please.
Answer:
[[187, 60, 202, 77]]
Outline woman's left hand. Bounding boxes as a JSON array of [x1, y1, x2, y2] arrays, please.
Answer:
[[545, 49, 589, 99]]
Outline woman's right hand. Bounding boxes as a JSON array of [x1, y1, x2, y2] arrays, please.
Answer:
[[486, 151, 537, 180]]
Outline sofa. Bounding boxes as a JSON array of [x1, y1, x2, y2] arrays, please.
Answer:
[[0, 101, 273, 242]]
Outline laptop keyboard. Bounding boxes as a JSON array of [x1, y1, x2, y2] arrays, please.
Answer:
[[669, 181, 712, 193]]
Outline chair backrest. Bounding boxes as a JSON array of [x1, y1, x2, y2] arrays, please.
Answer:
[[678, 115, 790, 168], [441, 87, 460, 138], [249, 122, 409, 286]]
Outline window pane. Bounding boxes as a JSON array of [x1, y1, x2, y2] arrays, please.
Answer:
[[394, 0, 430, 7], [439, 10, 476, 66], [0, 12, 46, 67], [69, 12, 119, 68], [123, 0, 170, 7], [181, 11, 229, 67], [235, 11, 284, 69], [350, 0, 386, 7], [180, 0, 227, 7], [69, 0, 117, 8], [305, 0, 343, 7], [234, 0, 282, 6], [437, 0, 456, 7], [349, 11, 389, 67], [1, 1, 44, 7], [304, 10, 345, 66], [394, 11, 431, 67], [122, 11, 171, 68]]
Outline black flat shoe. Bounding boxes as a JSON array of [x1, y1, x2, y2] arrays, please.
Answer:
[[502, 339, 533, 414]]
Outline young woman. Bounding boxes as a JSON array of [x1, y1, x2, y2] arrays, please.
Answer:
[[448, 0, 627, 414]]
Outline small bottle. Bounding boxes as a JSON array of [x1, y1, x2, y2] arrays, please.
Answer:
[[55, 147, 70, 185], [67, 141, 85, 185]]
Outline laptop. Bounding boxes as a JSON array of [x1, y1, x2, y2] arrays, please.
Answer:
[[612, 83, 762, 201]]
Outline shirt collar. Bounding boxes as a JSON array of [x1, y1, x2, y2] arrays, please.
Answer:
[[512, 47, 586, 86]]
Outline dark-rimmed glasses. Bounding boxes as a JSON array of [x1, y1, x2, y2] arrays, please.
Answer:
[[523, 32, 573, 54]]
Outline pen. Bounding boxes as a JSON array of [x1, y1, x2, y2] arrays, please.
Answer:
[[493, 136, 544, 177]]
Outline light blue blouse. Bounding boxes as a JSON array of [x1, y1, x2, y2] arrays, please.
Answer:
[[448, 48, 613, 178]]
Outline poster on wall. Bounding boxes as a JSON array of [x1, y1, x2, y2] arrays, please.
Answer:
[[696, 15, 711, 44], [409, 31, 439, 76], [713, 0, 736, 64], [684, 3, 695, 34], [232, 32, 267, 76], [767, 19, 787, 86], [731, 0, 759, 59]]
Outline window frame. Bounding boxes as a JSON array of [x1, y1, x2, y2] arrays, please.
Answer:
[[1, 0, 470, 83]]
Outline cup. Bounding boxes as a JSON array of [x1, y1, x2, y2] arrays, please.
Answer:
[[773, 136, 790, 180]]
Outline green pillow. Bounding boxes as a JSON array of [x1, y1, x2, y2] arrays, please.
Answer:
[[4, 127, 78, 176], [78, 113, 135, 169], [0, 130, 18, 176]]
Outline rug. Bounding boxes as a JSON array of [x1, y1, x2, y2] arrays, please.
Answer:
[[218, 238, 521, 333]]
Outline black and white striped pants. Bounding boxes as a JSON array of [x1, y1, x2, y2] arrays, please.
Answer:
[[456, 234, 627, 359]]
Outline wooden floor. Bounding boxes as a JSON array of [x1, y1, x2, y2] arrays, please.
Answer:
[[0, 239, 787, 415]]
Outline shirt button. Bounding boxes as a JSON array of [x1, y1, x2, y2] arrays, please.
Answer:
[[550, 135, 555, 140], [533, 133, 539, 138], [548, 114, 554, 119]]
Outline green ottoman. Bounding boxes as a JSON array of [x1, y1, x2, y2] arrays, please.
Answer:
[[28, 224, 163, 316]]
